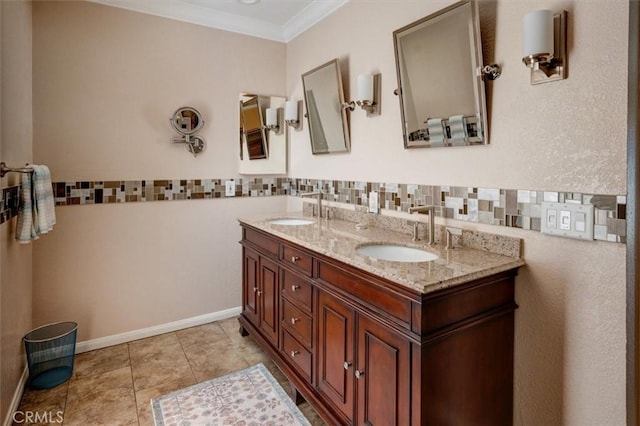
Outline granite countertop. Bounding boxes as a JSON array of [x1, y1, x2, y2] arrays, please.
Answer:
[[239, 212, 525, 294]]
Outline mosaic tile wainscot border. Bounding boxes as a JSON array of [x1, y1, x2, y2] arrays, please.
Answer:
[[47, 178, 626, 244]]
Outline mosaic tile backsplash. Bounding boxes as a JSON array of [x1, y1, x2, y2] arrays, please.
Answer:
[[43, 177, 627, 244], [0, 185, 20, 225]]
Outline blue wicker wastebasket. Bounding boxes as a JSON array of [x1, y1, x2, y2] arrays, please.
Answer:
[[23, 322, 77, 389]]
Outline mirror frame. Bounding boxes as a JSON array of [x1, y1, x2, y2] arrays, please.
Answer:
[[170, 106, 204, 136], [393, 0, 488, 149], [302, 58, 351, 154], [240, 95, 269, 160]]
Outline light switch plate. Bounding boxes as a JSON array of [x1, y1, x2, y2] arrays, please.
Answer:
[[225, 180, 235, 197], [541, 202, 594, 240], [368, 191, 379, 213]]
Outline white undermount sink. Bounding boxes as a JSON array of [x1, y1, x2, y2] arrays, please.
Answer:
[[268, 218, 315, 226], [357, 244, 438, 262]]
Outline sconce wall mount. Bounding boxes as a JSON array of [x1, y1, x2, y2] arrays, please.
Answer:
[[285, 100, 301, 130], [342, 73, 381, 117], [522, 10, 567, 85], [265, 107, 281, 134]]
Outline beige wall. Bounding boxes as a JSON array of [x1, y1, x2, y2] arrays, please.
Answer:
[[0, 0, 33, 422], [286, 1, 627, 425], [32, 1, 287, 341]]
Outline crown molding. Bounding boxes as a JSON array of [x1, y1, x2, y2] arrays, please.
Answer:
[[87, 0, 349, 43], [283, 0, 348, 42]]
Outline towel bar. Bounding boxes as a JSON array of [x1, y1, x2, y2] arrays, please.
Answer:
[[0, 162, 33, 178]]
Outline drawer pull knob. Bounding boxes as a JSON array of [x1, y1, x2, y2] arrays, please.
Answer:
[[291, 256, 300, 263], [343, 361, 352, 370], [290, 350, 299, 358], [355, 370, 365, 379], [291, 284, 301, 291], [291, 317, 300, 324]]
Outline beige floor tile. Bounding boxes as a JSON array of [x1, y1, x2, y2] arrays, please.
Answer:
[[65, 367, 137, 425], [72, 344, 130, 380], [14, 382, 68, 426], [134, 375, 198, 426], [183, 339, 250, 382], [175, 322, 228, 349], [128, 333, 182, 362], [130, 355, 194, 392]]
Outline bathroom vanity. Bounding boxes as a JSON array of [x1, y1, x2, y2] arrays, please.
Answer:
[[238, 214, 524, 425]]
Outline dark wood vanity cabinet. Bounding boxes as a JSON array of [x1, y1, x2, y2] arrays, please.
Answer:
[[239, 224, 519, 426], [318, 290, 412, 425], [241, 228, 280, 348]]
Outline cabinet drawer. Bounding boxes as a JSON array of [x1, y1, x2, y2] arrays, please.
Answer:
[[282, 244, 313, 276], [282, 298, 312, 348], [318, 261, 412, 327], [282, 330, 312, 382], [244, 227, 279, 255], [281, 269, 313, 312]]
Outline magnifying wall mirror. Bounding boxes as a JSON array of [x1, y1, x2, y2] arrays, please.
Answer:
[[170, 106, 206, 156], [393, 0, 488, 148], [302, 59, 350, 154]]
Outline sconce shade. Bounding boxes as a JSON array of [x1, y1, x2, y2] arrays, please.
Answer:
[[357, 74, 374, 102], [285, 101, 297, 121], [523, 10, 554, 57], [266, 108, 278, 126]]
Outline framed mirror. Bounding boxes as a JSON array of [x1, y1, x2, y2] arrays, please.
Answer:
[[302, 59, 350, 154], [240, 95, 268, 160], [238, 93, 287, 175], [393, 0, 488, 148]]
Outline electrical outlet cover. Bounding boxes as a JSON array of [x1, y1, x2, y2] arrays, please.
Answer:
[[541, 201, 594, 240]]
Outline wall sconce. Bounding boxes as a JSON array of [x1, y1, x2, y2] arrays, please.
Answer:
[[341, 73, 382, 116], [285, 100, 301, 130], [356, 73, 381, 116], [265, 107, 280, 134], [522, 9, 567, 85]]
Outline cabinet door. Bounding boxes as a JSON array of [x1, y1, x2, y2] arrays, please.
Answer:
[[258, 256, 279, 346], [242, 248, 260, 326], [356, 315, 411, 426], [317, 291, 355, 422]]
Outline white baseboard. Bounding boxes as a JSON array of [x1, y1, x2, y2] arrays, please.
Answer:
[[3, 367, 28, 426], [75, 306, 242, 353]]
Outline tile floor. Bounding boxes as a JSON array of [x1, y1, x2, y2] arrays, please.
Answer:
[[14, 317, 324, 425]]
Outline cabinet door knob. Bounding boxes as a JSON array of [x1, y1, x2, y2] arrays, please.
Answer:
[[253, 287, 258, 293], [291, 284, 301, 291], [343, 361, 352, 370], [290, 350, 299, 358], [355, 370, 365, 379], [291, 317, 300, 324], [256, 290, 262, 296], [291, 256, 300, 263]]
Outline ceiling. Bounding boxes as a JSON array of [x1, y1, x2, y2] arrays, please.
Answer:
[[87, 0, 349, 42]]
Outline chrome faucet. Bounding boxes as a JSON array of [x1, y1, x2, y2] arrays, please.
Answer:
[[408, 205, 435, 245], [301, 191, 323, 218]]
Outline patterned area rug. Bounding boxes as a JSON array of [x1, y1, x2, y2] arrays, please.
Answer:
[[151, 363, 311, 426]]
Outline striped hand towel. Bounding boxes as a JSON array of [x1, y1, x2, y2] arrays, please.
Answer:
[[15, 171, 37, 243], [15, 164, 56, 243]]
